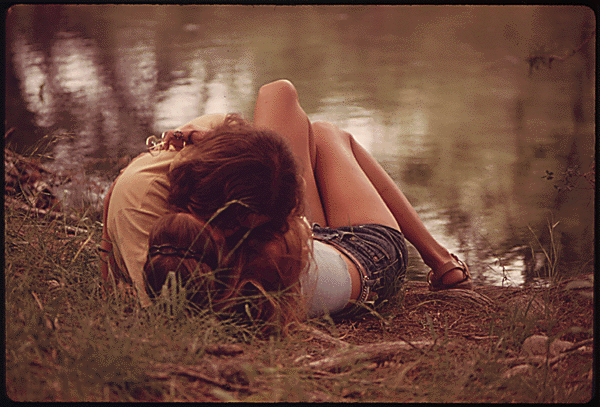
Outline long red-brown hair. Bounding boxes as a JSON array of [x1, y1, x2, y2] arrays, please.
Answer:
[[145, 115, 310, 333], [144, 213, 310, 333], [168, 114, 304, 236]]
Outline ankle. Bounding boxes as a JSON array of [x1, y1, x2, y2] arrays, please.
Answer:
[[422, 249, 454, 271]]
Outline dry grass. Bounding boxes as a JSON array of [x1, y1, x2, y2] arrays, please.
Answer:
[[4, 198, 594, 402]]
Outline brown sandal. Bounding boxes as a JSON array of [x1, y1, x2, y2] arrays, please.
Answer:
[[427, 254, 473, 291]]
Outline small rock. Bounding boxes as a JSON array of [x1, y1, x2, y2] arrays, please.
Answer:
[[522, 335, 547, 356], [47, 279, 63, 290], [502, 364, 534, 378], [549, 339, 573, 356], [522, 335, 573, 357]]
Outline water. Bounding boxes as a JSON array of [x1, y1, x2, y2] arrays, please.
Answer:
[[5, 5, 595, 286]]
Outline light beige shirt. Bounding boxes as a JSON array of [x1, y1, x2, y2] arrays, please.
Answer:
[[106, 150, 177, 306], [106, 114, 226, 307]]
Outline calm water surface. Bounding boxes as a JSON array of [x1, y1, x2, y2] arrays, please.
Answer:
[[5, 5, 595, 285]]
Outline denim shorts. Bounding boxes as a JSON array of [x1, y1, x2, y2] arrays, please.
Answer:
[[311, 223, 408, 316]]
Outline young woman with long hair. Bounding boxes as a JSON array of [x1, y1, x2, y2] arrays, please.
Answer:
[[144, 115, 311, 329], [140, 80, 471, 331], [100, 113, 306, 309]]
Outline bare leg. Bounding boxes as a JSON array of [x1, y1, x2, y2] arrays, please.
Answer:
[[253, 80, 326, 226], [311, 121, 398, 229], [311, 123, 464, 286], [254, 80, 464, 286]]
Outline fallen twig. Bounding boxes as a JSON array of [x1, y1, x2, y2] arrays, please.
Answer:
[[31, 291, 44, 311], [465, 335, 499, 341], [304, 340, 434, 372], [146, 362, 249, 392], [5, 196, 84, 225], [562, 338, 593, 353], [70, 234, 94, 265], [298, 325, 350, 348], [496, 346, 593, 367]]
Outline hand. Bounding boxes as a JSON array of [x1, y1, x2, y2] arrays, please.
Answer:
[[161, 124, 211, 151]]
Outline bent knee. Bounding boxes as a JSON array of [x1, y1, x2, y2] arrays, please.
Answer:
[[257, 79, 299, 105], [312, 121, 352, 147]]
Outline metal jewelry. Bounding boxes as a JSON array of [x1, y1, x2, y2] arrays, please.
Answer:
[[146, 134, 164, 155]]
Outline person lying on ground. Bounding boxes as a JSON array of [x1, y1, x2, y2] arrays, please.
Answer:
[[132, 80, 472, 330]]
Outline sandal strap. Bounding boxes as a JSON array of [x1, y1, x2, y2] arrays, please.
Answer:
[[428, 254, 470, 288], [436, 257, 464, 278]]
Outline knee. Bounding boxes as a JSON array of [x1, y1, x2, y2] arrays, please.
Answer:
[[312, 121, 336, 133], [257, 79, 299, 106], [312, 121, 350, 146]]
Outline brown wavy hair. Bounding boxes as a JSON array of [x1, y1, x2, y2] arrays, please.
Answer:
[[144, 212, 310, 333], [168, 114, 304, 237], [144, 213, 229, 306], [145, 115, 310, 332]]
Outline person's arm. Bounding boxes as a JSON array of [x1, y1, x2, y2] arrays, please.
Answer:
[[111, 206, 165, 307]]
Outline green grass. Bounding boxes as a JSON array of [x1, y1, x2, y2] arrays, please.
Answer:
[[5, 199, 593, 402], [4, 202, 255, 401]]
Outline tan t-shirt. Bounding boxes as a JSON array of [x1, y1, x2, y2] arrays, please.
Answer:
[[105, 114, 226, 307], [106, 150, 177, 306]]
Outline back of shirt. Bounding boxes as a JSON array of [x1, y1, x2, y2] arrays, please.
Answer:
[[106, 150, 177, 306]]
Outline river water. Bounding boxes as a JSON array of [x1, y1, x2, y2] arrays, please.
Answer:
[[5, 5, 595, 286]]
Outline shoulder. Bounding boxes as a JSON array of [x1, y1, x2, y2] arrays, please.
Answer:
[[112, 151, 177, 197], [107, 151, 177, 225], [120, 150, 178, 178]]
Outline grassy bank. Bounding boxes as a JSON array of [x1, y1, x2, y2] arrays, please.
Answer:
[[4, 197, 594, 402]]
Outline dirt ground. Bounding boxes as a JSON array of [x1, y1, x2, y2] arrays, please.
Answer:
[[342, 277, 594, 346], [140, 275, 593, 402]]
